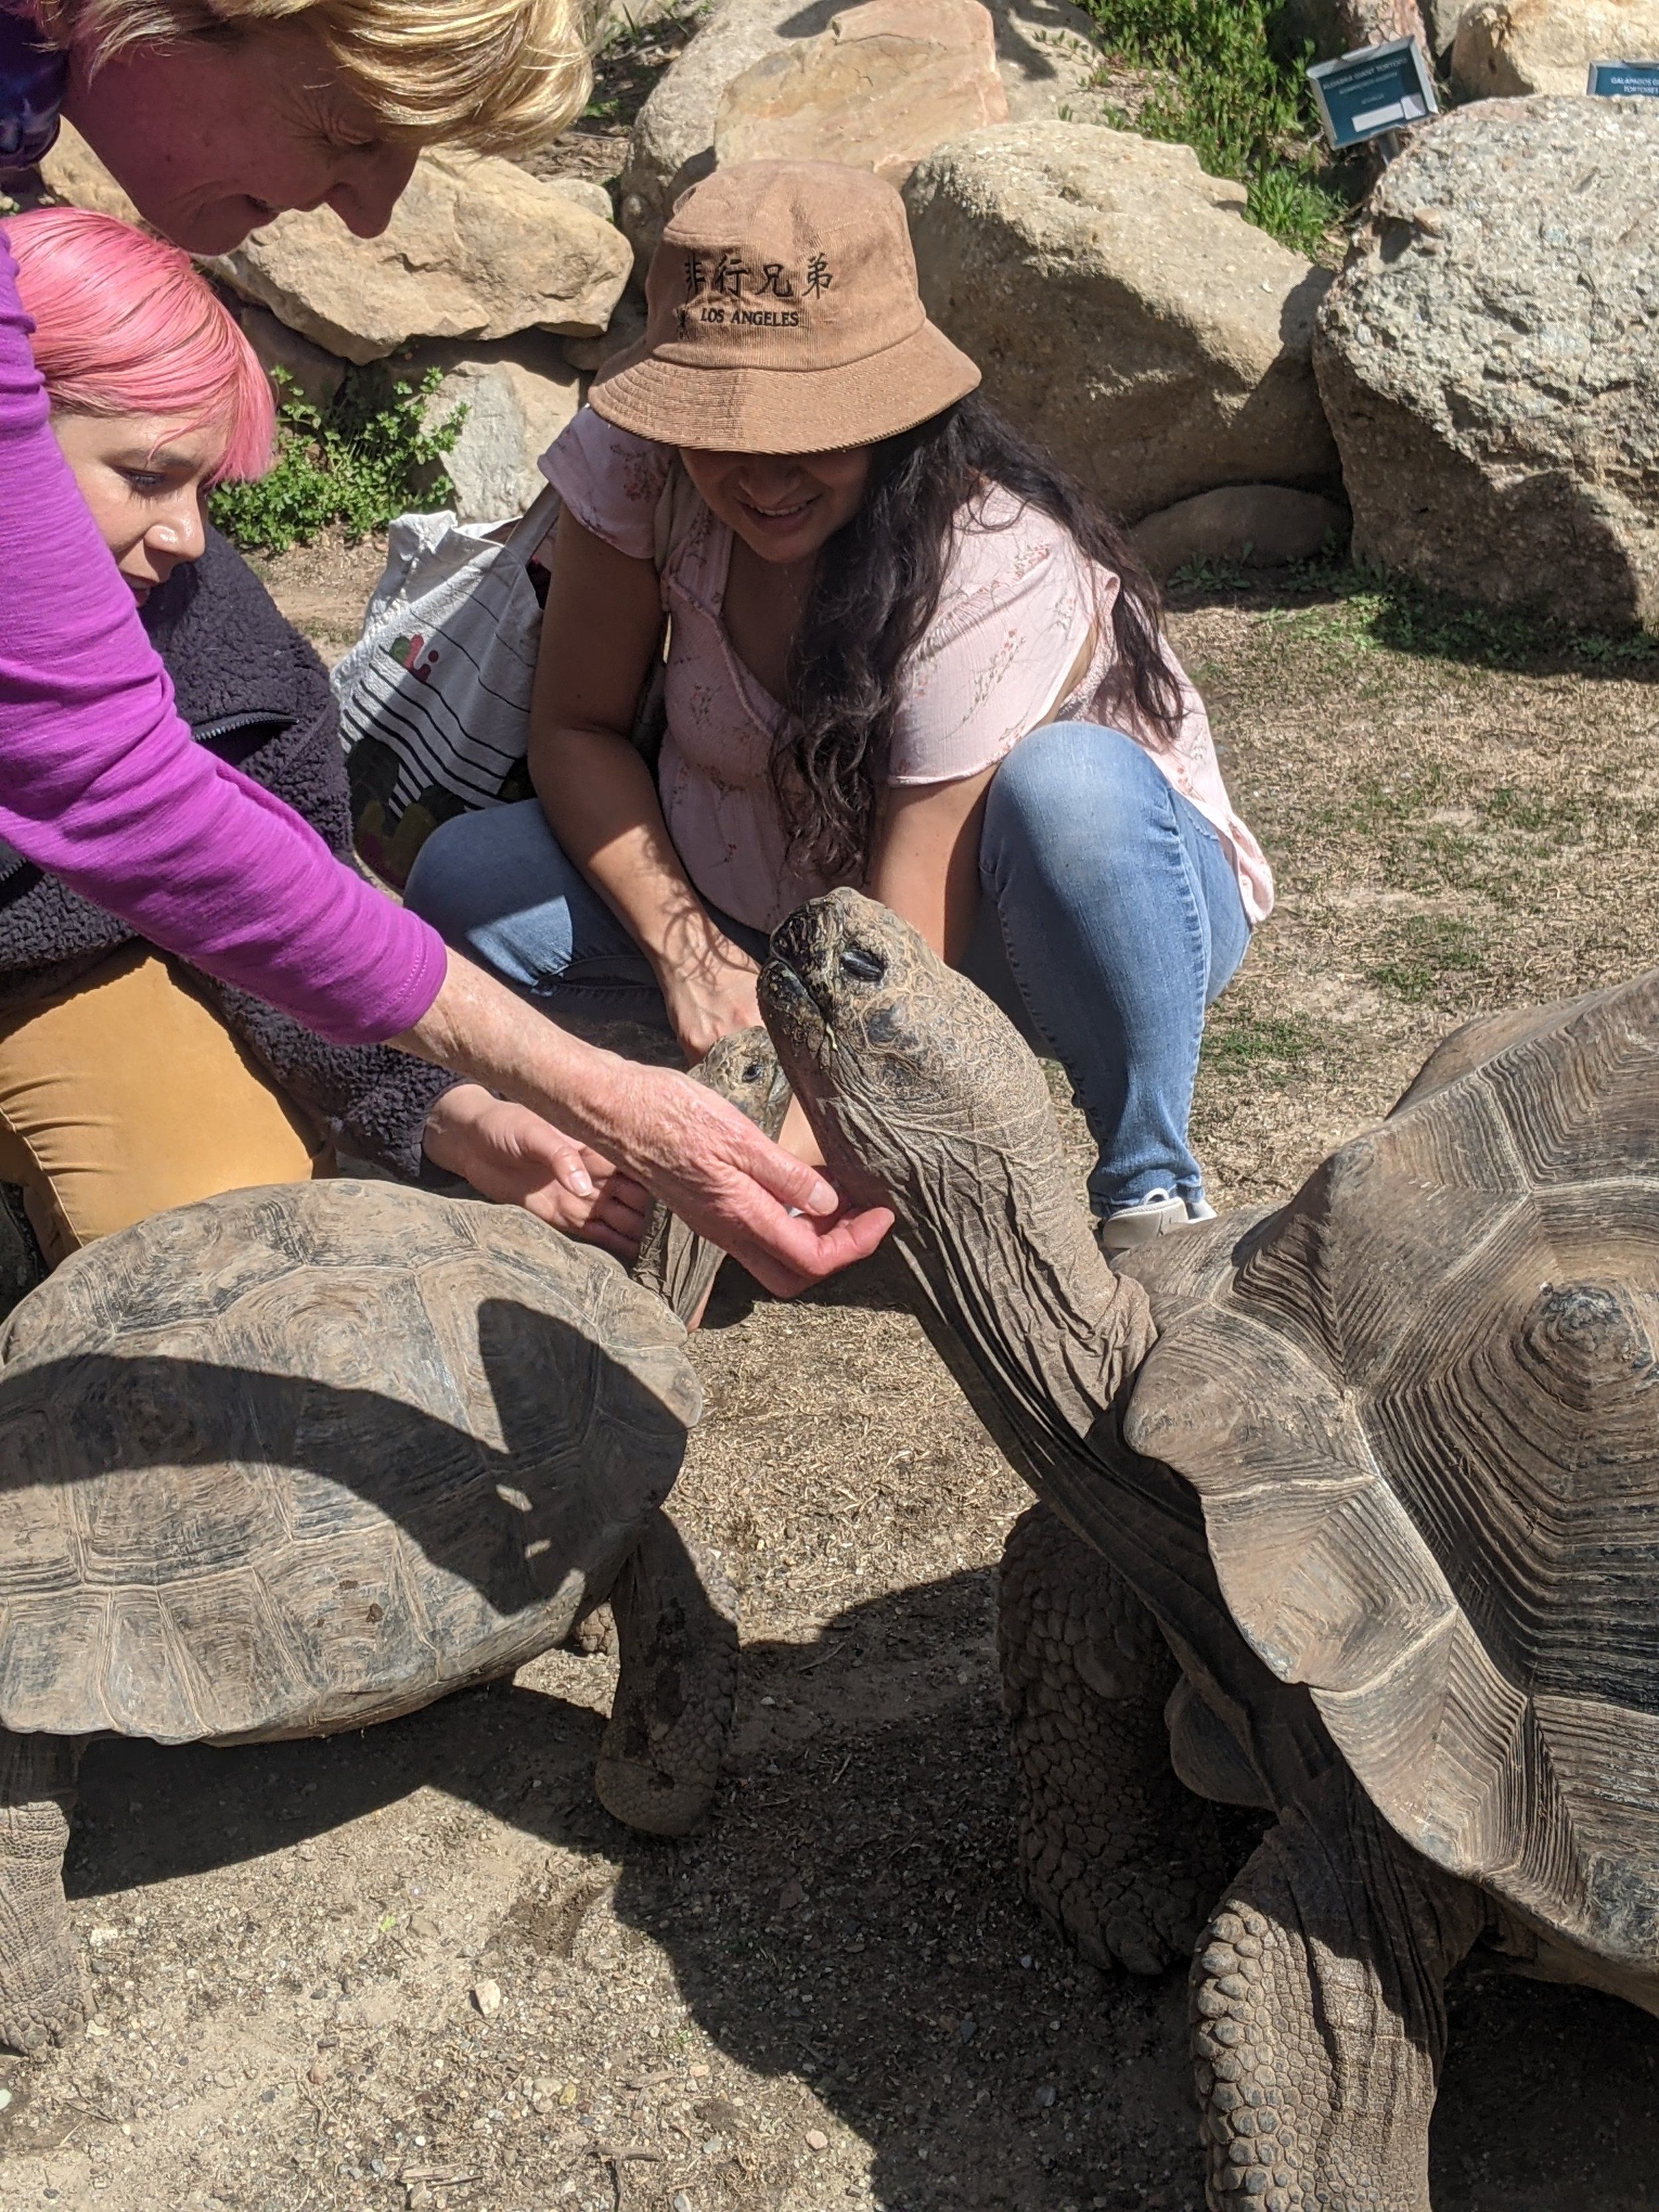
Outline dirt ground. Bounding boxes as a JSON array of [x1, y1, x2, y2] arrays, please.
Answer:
[[5, 557, 1659, 2212]]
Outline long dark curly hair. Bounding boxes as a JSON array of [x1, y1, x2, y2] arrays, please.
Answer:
[[778, 394, 1183, 879]]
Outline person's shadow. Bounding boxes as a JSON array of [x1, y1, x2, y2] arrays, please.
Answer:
[[60, 1564, 1659, 2212]]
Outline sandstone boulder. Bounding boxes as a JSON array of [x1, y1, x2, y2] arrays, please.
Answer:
[[543, 176, 616, 224], [713, 0, 1007, 188], [235, 304, 348, 415], [208, 151, 632, 366], [1313, 96, 1659, 630], [1279, 0, 1435, 58], [620, 0, 839, 267], [904, 123, 1337, 523], [1422, 0, 1473, 49], [38, 119, 141, 224], [1451, 0, 1659, 97], [618, 0, 1108, 267], [1131, 486, 1349, 580], [408, 333, 582, 522], [563, 289, 648, 374]]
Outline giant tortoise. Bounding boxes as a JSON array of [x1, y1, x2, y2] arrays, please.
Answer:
[[0, 1175, 739, 2057], [760, 886, 1659, 2212]]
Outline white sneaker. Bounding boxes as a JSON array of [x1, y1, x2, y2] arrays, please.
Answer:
[[1096, 1189, 1213, 1258]]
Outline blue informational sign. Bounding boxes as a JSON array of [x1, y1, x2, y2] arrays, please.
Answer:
[[1587, 60, 1659, 96], [1307, 37, 1439, 152]]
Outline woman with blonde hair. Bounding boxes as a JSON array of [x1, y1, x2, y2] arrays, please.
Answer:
[[0, 0, 885, 1294]]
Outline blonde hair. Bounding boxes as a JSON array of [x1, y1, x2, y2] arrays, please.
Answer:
[[33, 0, 593, 155]]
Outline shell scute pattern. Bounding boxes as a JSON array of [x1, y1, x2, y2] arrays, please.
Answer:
[[0, 1184, 696, 1745], [1128, 968, 1659, 1966]]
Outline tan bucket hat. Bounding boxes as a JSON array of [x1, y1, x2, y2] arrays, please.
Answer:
[[589, 161, 981, 454]]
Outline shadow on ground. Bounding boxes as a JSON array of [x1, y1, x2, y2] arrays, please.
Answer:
[[66, 1565, 1659, 2212], [1166, 565, 1659, 685]]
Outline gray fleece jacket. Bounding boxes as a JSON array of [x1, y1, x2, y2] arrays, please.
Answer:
[[0, 526, 459, 1178]]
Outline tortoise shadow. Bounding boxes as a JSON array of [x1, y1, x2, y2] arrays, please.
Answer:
[[64, 1572, 1659, 2212]]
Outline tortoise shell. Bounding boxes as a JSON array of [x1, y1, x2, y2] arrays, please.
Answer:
[[1123, 972, 1659, 1976], [0, 1181, 697, 1745]]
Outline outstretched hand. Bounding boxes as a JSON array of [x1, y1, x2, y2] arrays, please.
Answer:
[[422, 1083, 651, 1262], [583, 1058, 892, 1297], [396, 954, 891, 1294]]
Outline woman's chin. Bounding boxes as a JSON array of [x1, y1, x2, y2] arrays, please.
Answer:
[[735, 517, 828, 567], [158, 196, 278, 256]]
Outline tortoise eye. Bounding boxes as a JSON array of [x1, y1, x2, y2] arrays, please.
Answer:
[[741, 1061, 764, 1085], [839, 944, 887, 984]]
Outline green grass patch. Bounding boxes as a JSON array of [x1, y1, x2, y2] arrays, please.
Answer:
[[1169, 553, 1254, 594], [211, 366, 465, 558], [1479, 784, 1588, 839], [1368, 916, 1485, 1003], [1202, 1009, 1322, 1080], [1081, 0, 1348, 254]]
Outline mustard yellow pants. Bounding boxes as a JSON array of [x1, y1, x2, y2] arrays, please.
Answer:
[[0, 944, 327, 1268]]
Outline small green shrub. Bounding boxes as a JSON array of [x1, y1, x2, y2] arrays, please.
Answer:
[[211, 366, 465, 557], [1246, 163, 1346, 259], [1084, 0, 1346, 255]]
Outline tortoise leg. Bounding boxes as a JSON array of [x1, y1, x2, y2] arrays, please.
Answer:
[[0, 1730, 87, 2055], [999, 1501, 1236, 1974], [593, 1506, 738, 1836], [1191, 1771, 1486, 2212]]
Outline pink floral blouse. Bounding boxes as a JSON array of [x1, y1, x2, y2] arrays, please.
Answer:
[[540, 409, 1273, 935]]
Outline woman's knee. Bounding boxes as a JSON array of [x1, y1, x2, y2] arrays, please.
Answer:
[[983, 723, 1172, 879], [403, 800, 570, 952]]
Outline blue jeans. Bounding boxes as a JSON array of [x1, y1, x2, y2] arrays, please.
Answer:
[[403, 723, 1251, 1215]]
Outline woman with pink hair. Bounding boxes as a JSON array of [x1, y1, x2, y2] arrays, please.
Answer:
[[1, 206, 659, 1260]]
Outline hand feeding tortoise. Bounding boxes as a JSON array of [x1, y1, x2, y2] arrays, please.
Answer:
[[0, 1029, 787, 2057], [759, 886, 1659, 2212]]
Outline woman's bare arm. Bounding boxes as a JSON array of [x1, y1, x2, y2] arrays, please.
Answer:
[[866, 767, 1000, 963], [528, 510, 762, 1058]]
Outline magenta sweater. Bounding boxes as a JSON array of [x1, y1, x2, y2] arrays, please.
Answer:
[[0, 238, 447, 1046]]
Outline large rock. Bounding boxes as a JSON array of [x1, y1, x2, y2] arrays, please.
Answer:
[[1451, 0, 1659, 97], [563, 288, 648, 374], [713, 0, 1006, 188], [38, 118, 141, 223], [209, 151, 632, 366], [618, 0, 1106, 267], [620, 0, 838, 267], [1421, 0, 1473, 49], [234, 303, 348, 415], [1313, 97, 1659, 630], [408, 333, 582, 522], [1131, 486, 1350, 580], [1279, 0, 1435, 57], [904, 123, 1338, 523]]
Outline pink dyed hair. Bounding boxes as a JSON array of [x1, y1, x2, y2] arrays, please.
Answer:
[[9, 206, 275, 483]]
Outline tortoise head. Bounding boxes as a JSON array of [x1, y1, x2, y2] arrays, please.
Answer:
[[693, 1025, 793, 1132], [632, 1026, 792, 1325], [760, 889, 1064, 1218], [762, 892, 1153, 1465]]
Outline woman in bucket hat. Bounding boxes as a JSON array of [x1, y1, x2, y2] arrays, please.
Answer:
[[406, 161, 1274, 1252]]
